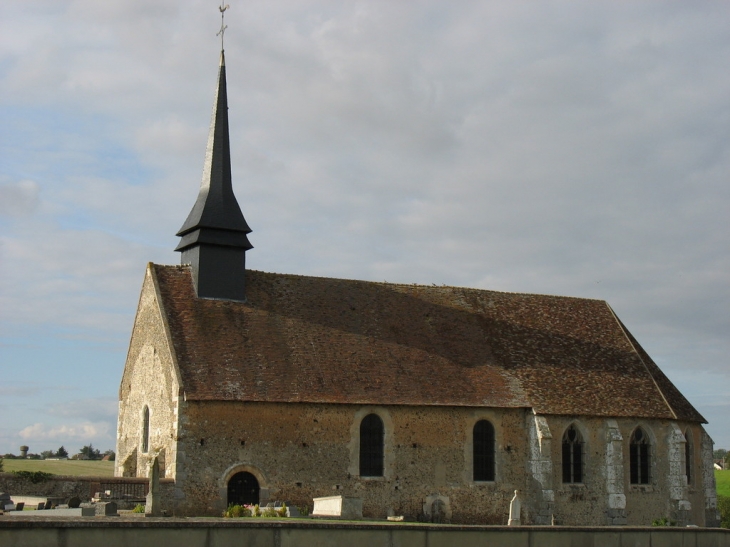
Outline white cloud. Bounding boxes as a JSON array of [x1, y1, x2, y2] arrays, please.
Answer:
[[0, 1, 729, 451], [18, 421, 112, 443]]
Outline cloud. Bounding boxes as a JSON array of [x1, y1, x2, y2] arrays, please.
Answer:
[[18, 421, 112, 443], [47, 397, 118, 421], [0, 180, 39, 217]]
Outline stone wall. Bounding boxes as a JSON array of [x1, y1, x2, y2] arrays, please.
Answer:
[[172, 401, 528, 522], [0, 473, 174, 507], [1, 520, 729, 547], [166, 400, 716, 525], [116, 267, 182, 487]]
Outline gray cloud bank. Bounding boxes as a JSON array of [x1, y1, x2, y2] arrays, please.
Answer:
[[0, 1, 728, 451]]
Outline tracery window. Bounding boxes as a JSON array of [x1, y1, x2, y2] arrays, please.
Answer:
[[562, 424, 584, 483], [359, 414, 384, 477], [629, 427, 650, 484], [473, 420, 495, 481], [142, 406, 150, 453], [684, 428, 692, 485]]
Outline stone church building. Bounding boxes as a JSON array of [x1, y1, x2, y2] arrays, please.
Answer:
[[116, 50, 720, 526]]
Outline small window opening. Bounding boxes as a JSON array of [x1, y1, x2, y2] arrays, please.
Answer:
[[141, 406, 150, 453], [359, 413, 384, 477], [562, 424, 584, 483], [684, 429, 692, 485], [630, 427, 650, 485], [473, 419, 495, 481]]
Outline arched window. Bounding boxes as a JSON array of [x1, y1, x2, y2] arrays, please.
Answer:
[[473, 420, 495, 481], [562, 424, 583, 483], [359, 414, 384, 477], [630, 427, 650, 484], [141, 406, 150, 453], [684, 429, 692, 485]]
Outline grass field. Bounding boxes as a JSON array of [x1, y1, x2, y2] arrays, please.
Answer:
[[1, 459, 114, 476], [717, 470, 730, 498]]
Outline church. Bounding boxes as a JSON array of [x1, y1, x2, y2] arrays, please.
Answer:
[[115, 49, 720, 526]]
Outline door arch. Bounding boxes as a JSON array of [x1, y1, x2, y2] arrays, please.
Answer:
[[227, 471, 260, 506]]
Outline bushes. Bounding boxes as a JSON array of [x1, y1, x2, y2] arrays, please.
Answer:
[[223, 503, 288, 518], [11, 470, 55, 483], [718, 495, 730, 529]]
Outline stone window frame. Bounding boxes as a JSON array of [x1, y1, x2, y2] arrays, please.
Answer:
[[628, 424, 654, 487], [464, 411, 502, 485], [348, 407, 394, 481], [561, 422, 586, 484], [141, 405, 150, 453], [684, 427, 693, 487]]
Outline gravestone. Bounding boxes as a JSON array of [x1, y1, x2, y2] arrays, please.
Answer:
[[312, 496, 362, 520], [37, 503, 45, 510], [508, 490, 521, 526], [145, 456, 161, 517], [95, 501, 118, 516], [67, 496, 81, 509]]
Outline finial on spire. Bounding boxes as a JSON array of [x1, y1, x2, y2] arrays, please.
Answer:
[[217, 2, 230, 51]]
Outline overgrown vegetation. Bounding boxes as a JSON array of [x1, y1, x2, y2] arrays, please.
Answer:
[[11, 470, 55, 483], [223, 503, 288, 518], [718, 496, 730, 529], [651, 517, 676, 526], [0, 458, 4, 472], [132, 504, 145, 514]]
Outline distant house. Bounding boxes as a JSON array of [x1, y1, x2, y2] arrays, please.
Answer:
[[115, 49, 721, 527], [715, 460, 726, 470]]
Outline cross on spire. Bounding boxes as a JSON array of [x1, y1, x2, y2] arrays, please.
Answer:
[[217, 2, 230, 51]]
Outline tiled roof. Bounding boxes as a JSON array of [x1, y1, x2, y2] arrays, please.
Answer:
[[151, 264, 704, 421]]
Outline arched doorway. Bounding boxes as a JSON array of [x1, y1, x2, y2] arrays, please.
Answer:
[[227, 471, 260, 506]]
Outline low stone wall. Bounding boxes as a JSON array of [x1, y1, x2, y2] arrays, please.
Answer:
[[0, 473, 175, 510], [0, 519, 728, 547]]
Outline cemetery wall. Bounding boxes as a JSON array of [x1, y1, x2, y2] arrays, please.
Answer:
[[0, 519, 729, 547], [0, 473, 175, 506]]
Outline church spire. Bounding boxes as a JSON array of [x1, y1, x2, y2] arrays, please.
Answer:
[[175, 50, 252, 301]]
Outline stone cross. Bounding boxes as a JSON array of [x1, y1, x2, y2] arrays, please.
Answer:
[[216, 2, 230, 50], [145, 456, 161, 517]]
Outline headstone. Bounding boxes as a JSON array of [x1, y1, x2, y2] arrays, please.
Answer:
[[311, 496, 362, 520], [45, 499, 54, 509], [67, 496, 81, 509], [95, 501, 118, 516], [37, 503, 45, 510], [508, 490, 521, 526], [145, 456, 161, 517], [15, 502, 25, 511], [285, 502, 301, 518]]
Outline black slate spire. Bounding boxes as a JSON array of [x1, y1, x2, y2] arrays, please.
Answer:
[[176, 51, 252, 301]]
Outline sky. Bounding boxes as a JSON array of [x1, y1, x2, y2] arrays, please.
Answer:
[[0, 0, 728, 456]]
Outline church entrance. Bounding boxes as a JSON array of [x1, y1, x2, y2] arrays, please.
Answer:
[[227, 471, 260, 506]]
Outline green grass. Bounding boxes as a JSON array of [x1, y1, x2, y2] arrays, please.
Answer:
[[2, 459, 115, 477], [717, 470, 730, 498]]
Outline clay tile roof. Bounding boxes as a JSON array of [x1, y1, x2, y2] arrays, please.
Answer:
[[151, 264, 705, 422]]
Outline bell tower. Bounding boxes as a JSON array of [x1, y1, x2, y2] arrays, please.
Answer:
[[175, 50, 252, 301]]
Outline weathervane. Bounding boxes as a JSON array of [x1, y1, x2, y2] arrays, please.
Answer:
[[216, 2, 230, 51]]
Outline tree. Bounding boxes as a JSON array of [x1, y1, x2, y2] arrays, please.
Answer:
[[0, 458, 4, 472], [79, 444, 101, 460], [56, 446, 68, 458], [40, 450, 54, 459], [715, 449, 728, 460], [103, 449, 116, 461]]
